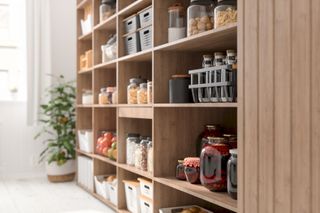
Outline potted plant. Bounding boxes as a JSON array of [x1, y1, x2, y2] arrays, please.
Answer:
[[35, 75, 76, 182]]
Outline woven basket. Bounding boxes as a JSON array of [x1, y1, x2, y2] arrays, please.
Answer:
[[47, 173, 75, 183]]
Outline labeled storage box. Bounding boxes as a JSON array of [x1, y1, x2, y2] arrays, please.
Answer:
[[138, 6, 152, 28], [125, 32, 141, 55], [140, 196, 153, 213], [107, 179, 118, 206], [124, 14, 140, 34], [159, 205, 213, 213], [123, 180, 141, 213], [94, 175, 110, 200], [78, 130, 93, 153], [138, 178, 153, 199], [139, 25, 152, 51]]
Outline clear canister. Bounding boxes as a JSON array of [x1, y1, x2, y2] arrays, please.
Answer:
[[99, 0, 116, 23], [138, 83, 148, 104], [127, 78, 144, 104], [168, 3, 186, 42], [214, 0, 237, 28], [135, 139, 149, 171], [126, 133, 140, 166]]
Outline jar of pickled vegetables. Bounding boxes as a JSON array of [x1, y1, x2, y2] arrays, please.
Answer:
[[197, 124, 222, 156]]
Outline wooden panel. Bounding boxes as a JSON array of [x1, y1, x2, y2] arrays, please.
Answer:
[[118, 107, 153, 119], [274, 0, 292, 212]]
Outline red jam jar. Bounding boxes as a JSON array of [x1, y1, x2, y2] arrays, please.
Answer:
[[223, 134, 237, 149], [176, 160, 186, 180], [184, 157, 200, 184], [200, 137, 230, 191], [197, 124, 223, 156]]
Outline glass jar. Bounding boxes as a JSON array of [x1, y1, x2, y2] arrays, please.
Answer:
[[200, 137, 230, 191], [187, 0, 214, 37], [202, 55, 213, 68], [227, 149, 237, 200], [127, 78, 144, 104], [214, 52, 225, 66], [226, 49, 237, 65], [197, 124, 223, 156], [168, 3, 186, 42], [126, 133, 140, 166], [147, 141, 153, 173], [135, 139, 148, 171], [214, 0, 237, 28], [184, 157, 200, 184], [82, 89, 93, 105], [106, 87, 115, 104], [98, 88, 108, 104], [147, 81, 152, 104], [138, 83, 148, 104], [176, 160, 186, 180], [223, 134, 237, 149], [112, 88, 118, 104], [99, 0, 116, 23]]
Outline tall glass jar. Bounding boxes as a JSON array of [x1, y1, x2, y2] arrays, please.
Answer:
[[106, 87, 115, 104], [135, 139, 148, 171], [98, 88, 108, 104], [187, 0, 214, 37], [227, 149, 237, 200], [214, 52, 225, 66], [127, 78, 144, 104], [214, 0, 237, 28], [112, 87, 118, 104], [147, 141, 153, 173], [176, 160, 186, 180], [126, 133, 140, 166], [99, 0, 116, 23], [226, 49, 237, 65], [197, 124, 223, 156], [138, 83, 148, 104], [147, 81, 152, 104], [200, 137, 230, 191], [168, 3, 186, 42], [202, 55, 213, 68]]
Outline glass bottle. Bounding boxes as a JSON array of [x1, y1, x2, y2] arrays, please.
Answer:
[[168, 3, 186, 42], [138, 83, 148, 104], [200, 137, 230, 191], [126, 133, 140, 166], [99, 0, 116, 23], [227, 149, 237, 200], [214, 0, 237, 28], [187, 0, 214, 37], [197, 124, 223, 156], [176, 160, 186, 180], [98, 88, 108, 104]]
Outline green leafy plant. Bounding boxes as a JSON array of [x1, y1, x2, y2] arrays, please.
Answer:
[[35, 75, 76, 166]]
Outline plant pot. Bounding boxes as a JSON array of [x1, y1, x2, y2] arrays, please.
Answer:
[[46, 160, 76, 183]]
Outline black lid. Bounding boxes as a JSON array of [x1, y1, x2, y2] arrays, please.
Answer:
[[127, 133, 140, 138], [102, 0, 116, 4]]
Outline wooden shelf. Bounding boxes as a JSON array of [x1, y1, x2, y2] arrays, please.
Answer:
[[118, 49, 152, 62], [118, 163, 153, 179], [155, 177, 237, 213], [94, 60, 117, 69], [76, 149, 93, 158], [93, 104, 118, 108], [118, 106, 153, 119], [77, 0, 91, 9], [94, 14, 117, 31], [92, 154, 118, 167], [78, 68, 93, 74], [78, 31, 92, 41], [118, 0, 152, 16], [76, 104, 93, 108], [154, 23, 237, 52], [154, 103, 238, 108]]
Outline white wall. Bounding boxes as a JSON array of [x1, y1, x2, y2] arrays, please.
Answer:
[[0, 0, 76, 178]]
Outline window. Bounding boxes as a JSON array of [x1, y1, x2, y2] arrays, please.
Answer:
[[0, 0, 26, 101]]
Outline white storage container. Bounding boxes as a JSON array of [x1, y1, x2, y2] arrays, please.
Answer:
[[82, 90, 93, 105], [78, 130, 93, 153], [125, 32, 141, 55], [140, 196, 153, 213], [138, 6, 152, 28], [124, 14, 140, 34], [81, 14, 93, 35], [123, 180, 141, 213], [94, 175, 110, 200], [159, 205, 214, 213], [77, 156, 94, 190], [139, 25, 152, 51], [107, 179, 118, 206], [138, 178, 153, 199]]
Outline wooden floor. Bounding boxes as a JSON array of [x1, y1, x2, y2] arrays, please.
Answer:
[[0, 177, 115, 213]]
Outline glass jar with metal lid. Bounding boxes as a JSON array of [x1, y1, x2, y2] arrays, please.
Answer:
[[214, 0, 237, 28], [127, 78, 145, 104], [135, 139, 149, 171], [138, 83, 148, 104], [168, 3, 186, 42], [99, 0, 116, 23], [227, 149, 237, 199], [126, 133, 140, 166]]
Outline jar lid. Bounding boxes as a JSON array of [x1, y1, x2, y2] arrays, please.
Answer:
[[171, 74, 191, 79], [226, 49, 236, 54], [100, 88, 107, 92], [140, 139, 149, 145], [183, 157, 200, 168], [129, 78, 143, 85], [82, 89, 92, 94], [229, 149, 237, 155], [127, 133, 140, 138], [178, 160, 184, 164], [223, 133, 237, 138], [203, 54, 213, 58], [214, 52, 224, 56], [102, 0, 116, 5], [139, 83, 147, 88], [168, 3, 184, 12], [106, 87, 115, 92], [208, 137, 226, 142], [206, 124, 220, 129]]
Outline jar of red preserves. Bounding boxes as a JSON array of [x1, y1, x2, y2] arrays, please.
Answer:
[[197, 124, 222, 156], [223, 134, 237, 149], [200, 137, 230, 191], [184, 157, 200, 184], [176, 160, 186, 180]]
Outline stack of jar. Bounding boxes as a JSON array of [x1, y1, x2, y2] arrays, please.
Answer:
[[127, 78, 152, 104], [175, 124, 238, 200], [202, 49, 237, 68], [126, 134, 153, 173], [99, 87, 117, 104]]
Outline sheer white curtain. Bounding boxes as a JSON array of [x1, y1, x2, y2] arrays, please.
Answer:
[[26, 0, 52, 125]]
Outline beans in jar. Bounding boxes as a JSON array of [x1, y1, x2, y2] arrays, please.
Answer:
[[135, 139, 148, 171]]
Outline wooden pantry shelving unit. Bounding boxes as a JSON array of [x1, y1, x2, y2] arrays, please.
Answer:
[[76, 0, 239, 213]]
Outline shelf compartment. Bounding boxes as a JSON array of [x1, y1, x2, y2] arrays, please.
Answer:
[[154, 177, 237, 213], [76, 107, 93, 130], [118, 106, 153, 119], [118, 0, 152, 17], [93, 68, 116, 104], [77, 73, 92, 104], [154, 23, 237, 52], [94, 60, 117, 69], [94, 13, 117, 31], [93, 30, 117, 66], [118, 163, 153, 179], [78, 31, 92, 41], [93, 154, 118, 167], [76, 149, 94, 158], [118, 49, 152, 62]]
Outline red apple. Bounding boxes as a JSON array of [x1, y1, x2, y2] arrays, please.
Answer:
[[104, 132, 113, 142]]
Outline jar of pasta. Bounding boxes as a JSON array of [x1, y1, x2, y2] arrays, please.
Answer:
[[98, 88, 108, 104], [138, 83, 148, 104], [127, 78, 144, 104], [214, 0, 237, 28]]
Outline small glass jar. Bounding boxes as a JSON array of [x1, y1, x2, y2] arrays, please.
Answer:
[[214, 52, 225, 66], [223, 134, 237, 149], [197, 124, 223, 156], [187, 0, 214, 37], [82, 89, 93, 105], [112, 88, 118, 104], [127, 78, 144, 104], [147, 141, 153, 173], [226, 49, 237, 65], [176, 160, 186, 180], [135, 139, 148, 171], [227, 149, 237, 200], [106, 87, 115, 104], [98, 88, 108, 104], [214, 0, 237, 28], [200, 137, 230, 191], [168, 3, 186, 42], [138, 83, 148, 104], [202, 55, 213, 68], [184, 157, 200, 184], [147, 81, 152, 104], [126, 133, 140, 166], [99, 0, 116, 23]]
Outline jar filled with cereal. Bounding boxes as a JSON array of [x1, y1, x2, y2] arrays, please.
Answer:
[[187, 0, 215, 37], [214, 0, 237, 29], [127, 78, 144, 104], [138, 83, 148, 104]]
